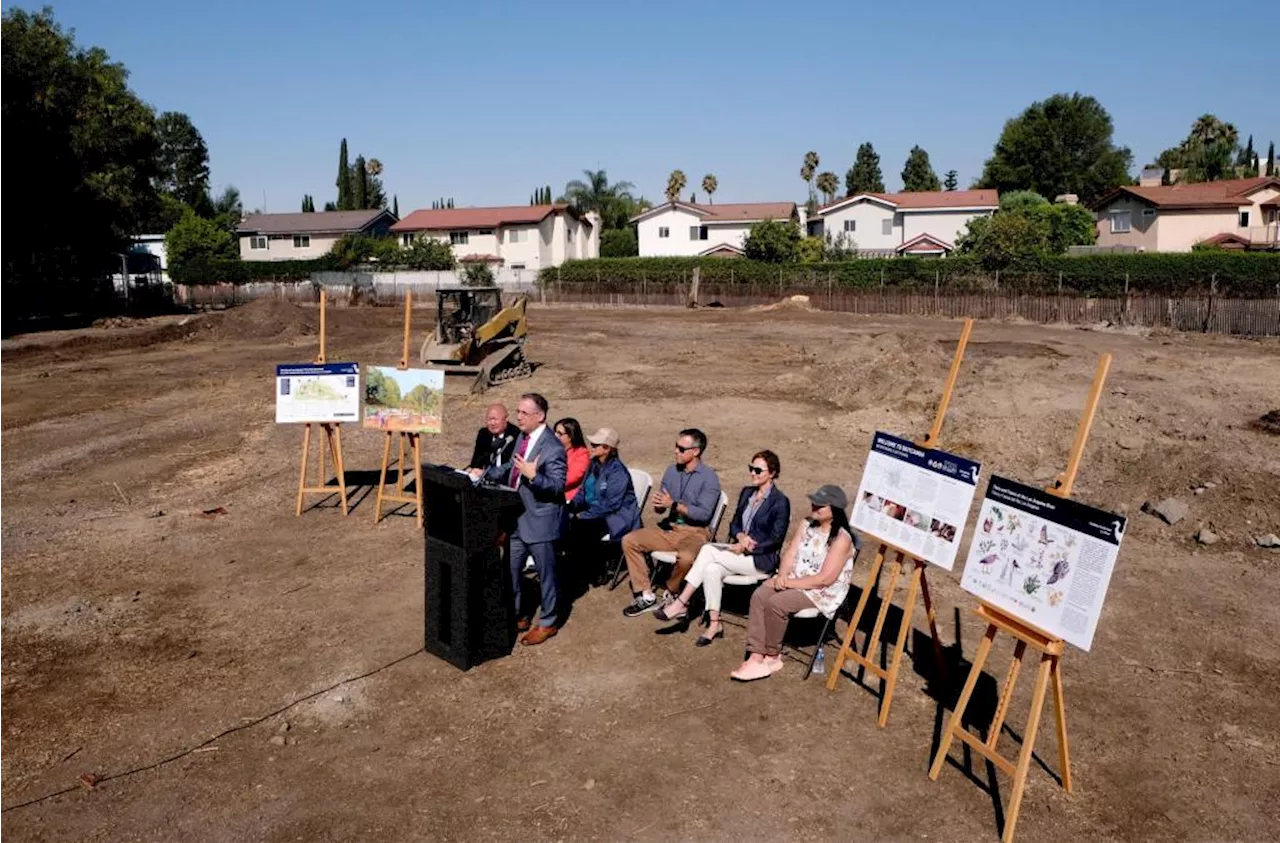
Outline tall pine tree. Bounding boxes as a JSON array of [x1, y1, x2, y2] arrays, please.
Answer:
[[845, 142, 885, 196], [336, 139, 351, 210], [392, 195, 399, 217], [901, 145, 941, 191], [1267, 142, 1276, 177], [352, 155, 368, 210]]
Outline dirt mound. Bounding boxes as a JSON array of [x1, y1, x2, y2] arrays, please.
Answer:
[[214, 299, 319, 341], [1251, 409, 1280, 435], [828, 330, 951, 412]]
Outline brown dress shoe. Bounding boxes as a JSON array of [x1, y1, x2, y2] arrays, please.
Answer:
[[520, 625, 558, 646], [516, 617, 532, 633]]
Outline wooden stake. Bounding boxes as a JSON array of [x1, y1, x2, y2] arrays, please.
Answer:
[[372, 291, 426, 528], [295, 290, 349, 515], [928, 354, 1112, 843], [825, 318, 973, 725]]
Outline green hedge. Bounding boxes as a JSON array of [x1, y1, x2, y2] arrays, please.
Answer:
[[171, 255, 340, 284], [538, 254, 1280, 297]]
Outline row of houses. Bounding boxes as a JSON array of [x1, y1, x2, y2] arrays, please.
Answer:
[[225, 178, 1280, 273]]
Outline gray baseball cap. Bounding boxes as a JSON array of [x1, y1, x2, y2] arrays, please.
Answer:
[[807, 484, 849, 511]]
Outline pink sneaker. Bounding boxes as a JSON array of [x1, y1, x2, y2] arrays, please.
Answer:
[[731, 659, 777, 682]]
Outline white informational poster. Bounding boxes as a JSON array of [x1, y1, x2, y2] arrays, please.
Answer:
[[275, 363, 360, 424], [850, 431, 981, 571], [959, 475, 1127, 652]]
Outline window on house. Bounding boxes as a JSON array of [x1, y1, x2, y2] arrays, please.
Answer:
[[843, 220, 856, 233], [450, 231, 469, 245], [508, 229, 525, 243], [250, 236, 267, 250], [1110, 211, 1131, 234], [293, 235, 310, 248], [1239, 211, 1250, 228], [401, 233, 415, 247], [1142, 209, 1156, 218], [689, 225, 708, 240], [510, 263, 526, 270], [881, 218, 893, 236], [658, 227, 670, 238], [478, 229, 494, 236]]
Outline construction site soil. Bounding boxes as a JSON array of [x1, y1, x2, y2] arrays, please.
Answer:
[[3, 300, 1278, 841]]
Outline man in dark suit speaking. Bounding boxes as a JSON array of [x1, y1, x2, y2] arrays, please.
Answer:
[[466, 403, 519, 479], [486, 392, 567, 646]]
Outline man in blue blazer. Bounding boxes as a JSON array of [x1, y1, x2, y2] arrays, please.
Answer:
[[487, 392, 567, 646]]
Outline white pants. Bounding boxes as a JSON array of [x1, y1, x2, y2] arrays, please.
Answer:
[[685, 545, 765, 612]]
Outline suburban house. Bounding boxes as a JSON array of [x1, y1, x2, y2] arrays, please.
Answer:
[[390, 204, 599, 270], [1090, 177, 1280, 252], [632, 201, 800, 257], [807, 189, 999, 257], [237, 209, 397, 261]]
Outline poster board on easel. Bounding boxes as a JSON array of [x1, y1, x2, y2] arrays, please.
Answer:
[[929, 353, 1123, 843], [284, 289, 353, 515], [370, 291, 444, 527], [825, 318, 980, 727]]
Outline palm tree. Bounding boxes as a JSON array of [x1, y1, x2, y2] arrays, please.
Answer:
[[701, 174, 718, 204], [666, 170, 687, 203], [562, 169, 637, 228], [365, 158, 384, 177], [815, 171, 839, 206], [801, 151, 820, 205]]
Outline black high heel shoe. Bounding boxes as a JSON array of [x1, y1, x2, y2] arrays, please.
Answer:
[[695, 626, 724, 647]]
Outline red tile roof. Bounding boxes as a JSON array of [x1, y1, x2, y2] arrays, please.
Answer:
[[897, 233, 954, 253], [817, 189, 998, 214], [695, 202, 796, 222], [1092, 177, 1280, 211], [391, 204, 578, 232]]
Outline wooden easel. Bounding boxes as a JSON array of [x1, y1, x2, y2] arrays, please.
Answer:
[[373, 291, 425, 528], [825, 318, 973, 726], [927, 353, 1112, 843], [296, 289, 350, 515]]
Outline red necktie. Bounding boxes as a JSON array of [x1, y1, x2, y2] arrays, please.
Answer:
[[509, 435, 529, 487]]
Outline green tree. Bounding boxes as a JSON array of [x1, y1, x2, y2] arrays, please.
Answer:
[[845, 143, 885, 196], [957, 198, 1094, 266], [815, 171, 839, 206], [400, 237, 456, 270], [301, 195, 313, 212], [701, 174, 718, 204], [461, 262, 495, 287], [742, 219, 800, 263], [208, 186, 243, 242], [154, 111, 211, 210], [336, 138, 351, 210], [323, 201, 337, 212], [352, 155, 368, 210], [1161, 165, 1173, 185], [901, 145, 941, 191], [1267, 142, 1276, 177], [1041, 203, 1096, 254], [665, 169, 687, 203], [1000, 190, 1050, 213], [798, 236, 825, 263], [978, 93, 1132, 203], [1157, 114, 1240, 183], [165, 209, 235, 275], [801, 151, 820, 206], [600, 228, 638, 257], [365, 367, 402, 407], [1238, 134, 1255, 168], [392, 195, 399, 217], [943, 170, 959, 191], [403, 383, 441, 415], [3, 7, 161, 321], [562, 169, 637, 227]]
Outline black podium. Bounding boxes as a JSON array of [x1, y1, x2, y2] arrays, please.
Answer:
[[421, 464, 523, 670]]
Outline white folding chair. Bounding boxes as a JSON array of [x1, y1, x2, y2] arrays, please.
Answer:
[[603, 468, 653, 589], [645, 490, 730, 586]]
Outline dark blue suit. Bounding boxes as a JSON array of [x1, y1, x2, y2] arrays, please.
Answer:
[[728, 486, 792, 574], [488, 426, 567, 627]]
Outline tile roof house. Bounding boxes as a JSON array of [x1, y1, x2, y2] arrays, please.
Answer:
[[631, 201, 800, 257], [807, 189, 999, 257], [237, 209, 397, 261], [390, 204, 599, 270], [1090, 177, 1280, 252]]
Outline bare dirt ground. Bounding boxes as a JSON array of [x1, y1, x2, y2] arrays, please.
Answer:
[[3, 301, 1279, 842]]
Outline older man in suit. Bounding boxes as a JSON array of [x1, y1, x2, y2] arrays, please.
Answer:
[[487, 392, 567, 646]]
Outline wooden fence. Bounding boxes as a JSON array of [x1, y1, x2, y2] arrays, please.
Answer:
[[536, 281, 1280, 336]]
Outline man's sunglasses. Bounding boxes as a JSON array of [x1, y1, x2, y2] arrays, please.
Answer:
[[674, 443, 699, 453], [748, 465, 767, 475]]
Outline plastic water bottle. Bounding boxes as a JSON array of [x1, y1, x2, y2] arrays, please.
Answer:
[[812, 646, 826, 675]]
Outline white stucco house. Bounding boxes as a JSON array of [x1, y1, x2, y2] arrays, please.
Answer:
[[807, 189, 999, 256], [632, 201, 800, 257], [390, 204, 599, 270], [237, 209, 398, 261]]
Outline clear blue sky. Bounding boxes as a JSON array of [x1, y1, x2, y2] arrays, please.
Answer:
[[22, 0, 1278, 212]]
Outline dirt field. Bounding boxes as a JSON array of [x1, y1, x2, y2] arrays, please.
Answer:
[[3, 301, 1278, 842]]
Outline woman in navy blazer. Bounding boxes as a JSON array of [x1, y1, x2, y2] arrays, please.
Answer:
[[655, 450, 791, 646]]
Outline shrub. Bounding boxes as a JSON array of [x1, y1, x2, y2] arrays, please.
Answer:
[[462, 262, 495, 286], [400, 237, 456, 270], [743, 219, 800, 263], [600, 228, 638, 257], [166, 210, 235, 277]]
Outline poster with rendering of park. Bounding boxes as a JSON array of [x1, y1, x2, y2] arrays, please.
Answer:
[[275, 363, 361, 423], [959, 475, 1127, 652], [362, 366, 445, 434]]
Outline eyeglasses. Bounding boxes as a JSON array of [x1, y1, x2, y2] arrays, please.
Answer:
[[748, 465, 766, 475], [674, 444, 698, 453]]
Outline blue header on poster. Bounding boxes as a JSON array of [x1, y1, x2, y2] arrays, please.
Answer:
[[870, 430, 981, 486], [985, 475, 1126, 546], [275, 362, 359, 377]]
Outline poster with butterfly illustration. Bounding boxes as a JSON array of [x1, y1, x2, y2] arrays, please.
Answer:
[[850, 431, 981, 571], [959, 475, 1127, 652]]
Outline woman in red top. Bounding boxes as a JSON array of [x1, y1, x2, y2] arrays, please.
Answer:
[[554, 418, 590, 503]]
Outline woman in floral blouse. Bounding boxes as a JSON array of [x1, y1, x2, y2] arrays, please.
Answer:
[[731, 484, 856, 682]]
